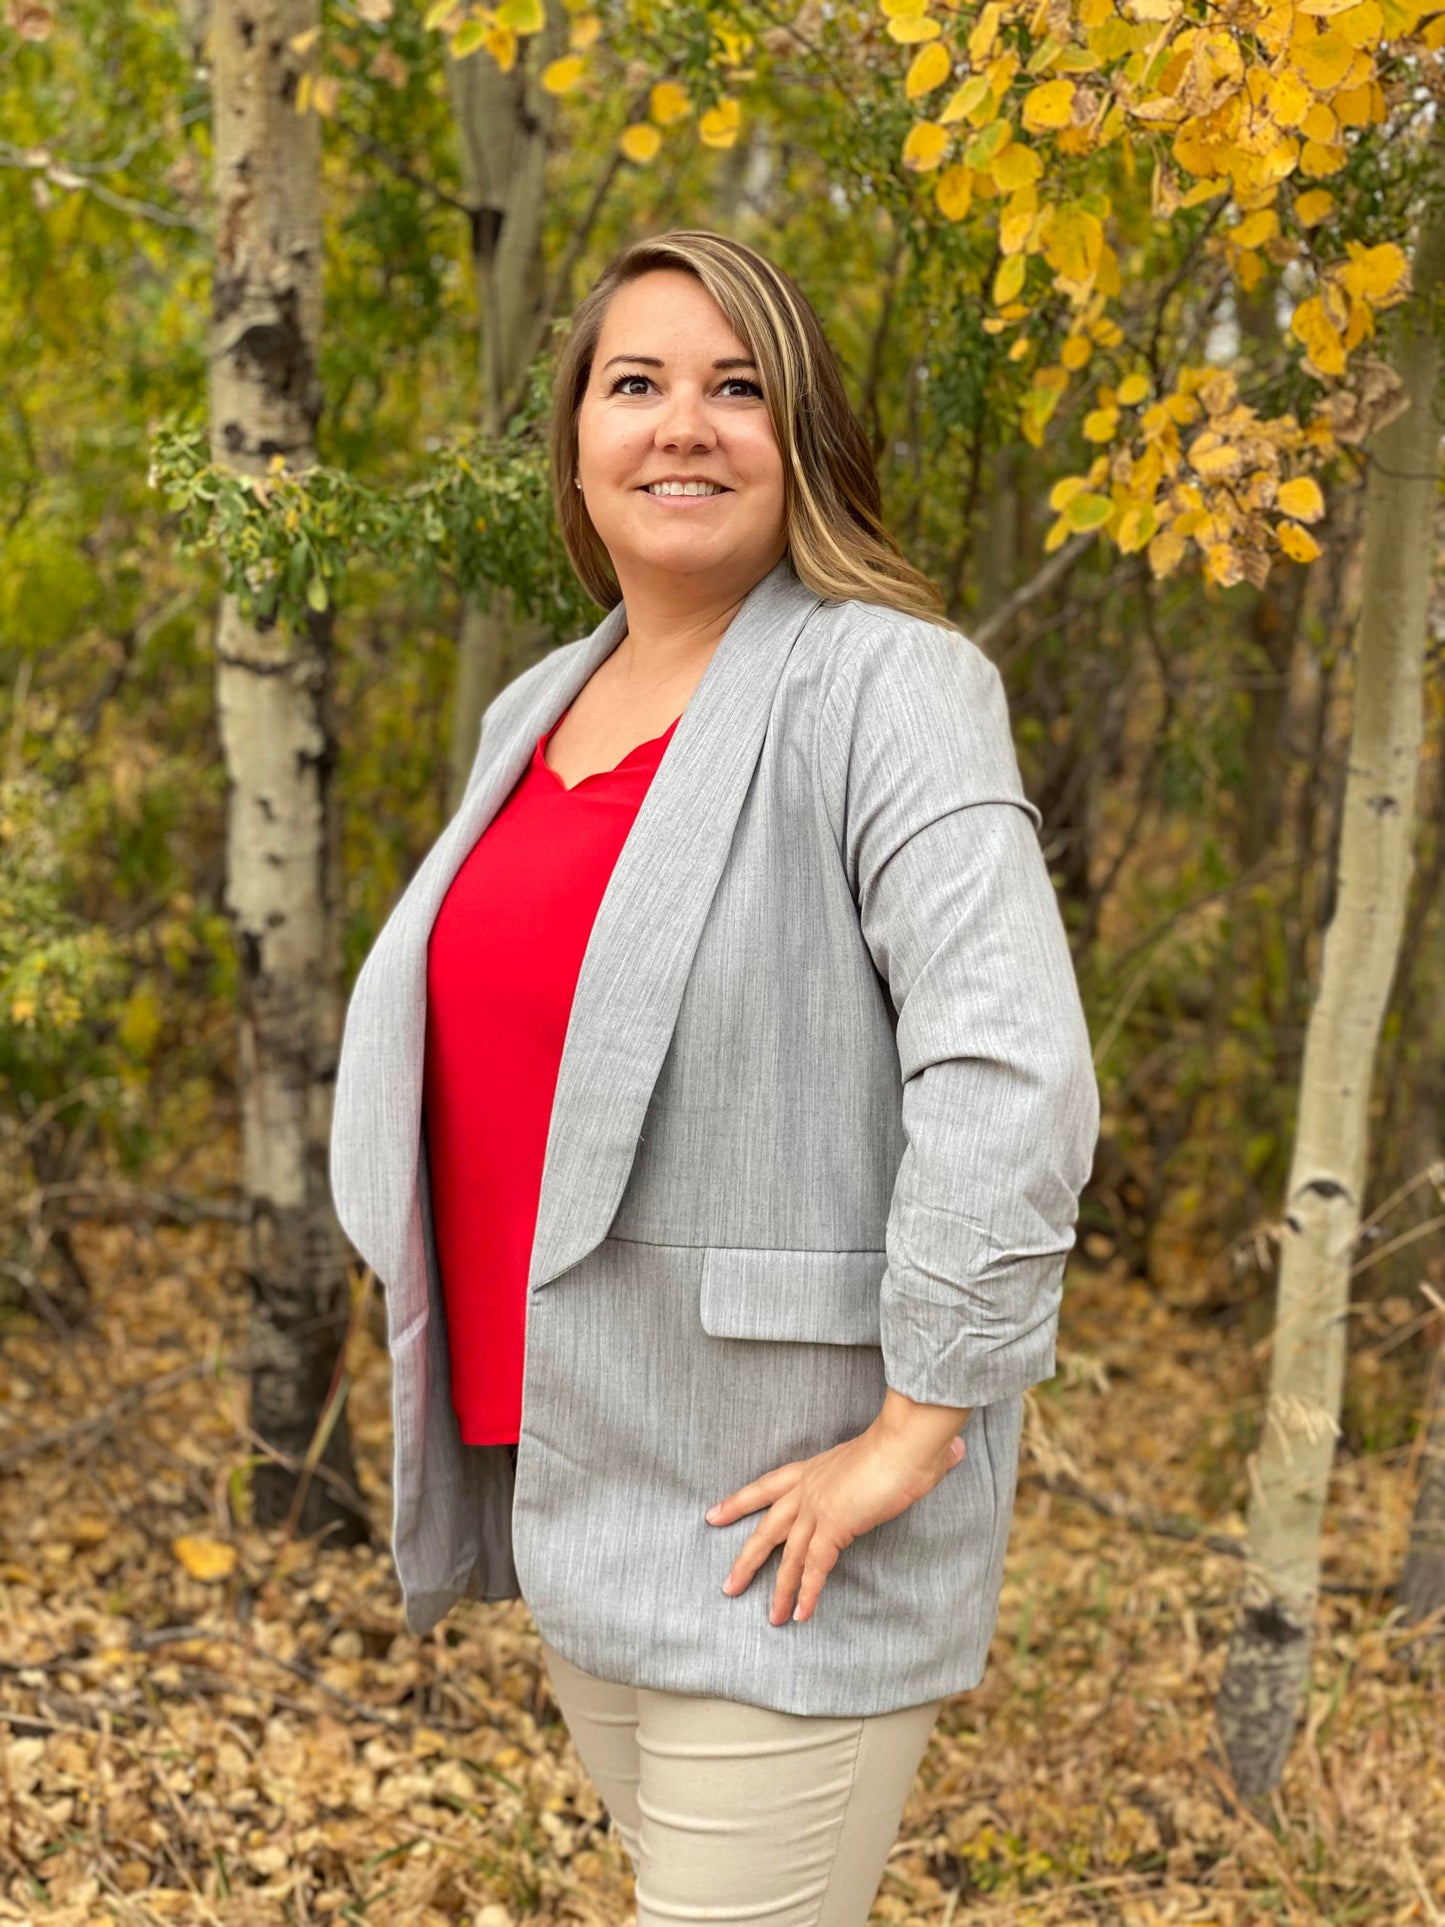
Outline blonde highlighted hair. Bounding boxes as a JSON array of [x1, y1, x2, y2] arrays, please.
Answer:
[[549, 230, 951, 627]]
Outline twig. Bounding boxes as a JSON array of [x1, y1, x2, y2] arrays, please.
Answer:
[[0, 1356, 241, 1471], [1032, 1469, 1381, 1597]]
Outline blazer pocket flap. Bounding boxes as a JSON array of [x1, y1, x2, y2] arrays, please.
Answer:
[[698, 1246, 886, 1346]]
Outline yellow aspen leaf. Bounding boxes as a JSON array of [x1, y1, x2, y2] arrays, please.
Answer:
[[882, 0, 927, 16], [1049, 473, 1089, 511], [938, 73, 992, 122], [1043, 513, 1073, 552], [1041, 204, 1104, 282], [1265, 67, 1312, 126], [999, 199, 1035, 254], [1062, 490, 1113, 530], [1023, 31, 1065, 75], [496, 0, 544, 27], [485, 25, 517, 69], [1061, 334, 1092, 370], [1300, 102, 1337, 146], [1277, 475, 1325, 520], [312, 72, 339, 115], [1335, 0, 1384, 40], [1332, 80, 1376, 126], [699, 99, 741, 147], [542, 54, 585, 91], [1117, 372, 1151, 405], [1204, 543, 1247, 588], [1148, 525, 1187, 575], [650, 80, 691, 123], [295, 69, 314, 113], [1290, 295, 1347, 372], [620, 121, 662, 162], [1116, 500, 1158, 551], [902, 120, 950, 170], [934, 163, 974, 220], [569, 12, 601, 46], [1299, 138, 1347, 177], [906, 40, 953, 98], [968, 0, 1002, 61], [1125, 0, 1178, 16], [1295, 187, 1335, 226], [1021, 78, 1074, 131], [993, 141, 1043, 187], [173, 1536, 238, 1583], [423, 0, 462, 27], [1297, 30, 1354, 86], [1083, 406, 1119, 442], [1189, 434, 1245, 479], [985, 50, 1020, 99], [888, 12, 942, 39], [450, 17, 488, 55], [714, 26, 753, 63], [1298, 0, 1358, 12], [964, 116, 1010, 170], [1347, 240, 1409, 303], [1180, 174, 1230, 207], [1231, 209, 1278, 249], [1277, 519, 1323, 561], [994, 252, 1027, 302], [289, 25, 322, 53]]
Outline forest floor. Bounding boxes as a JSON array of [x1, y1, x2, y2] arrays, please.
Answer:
[[1, 1189, 1441, 1927]]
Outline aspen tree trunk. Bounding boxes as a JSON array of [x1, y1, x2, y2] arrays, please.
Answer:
[[443, 20, 565, 814], [1400, 1323, 1445, 1649], [1214, 206, 1445, 1797], [209, 0, 367, 1541]]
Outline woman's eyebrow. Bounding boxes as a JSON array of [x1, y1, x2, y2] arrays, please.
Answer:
[[600, 354, 759, 371]]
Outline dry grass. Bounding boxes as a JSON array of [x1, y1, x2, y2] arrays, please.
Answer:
[[1, 1199, 1440, 1926]]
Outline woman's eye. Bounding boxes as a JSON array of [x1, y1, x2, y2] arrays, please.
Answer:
[[605, 374, 764, 399]]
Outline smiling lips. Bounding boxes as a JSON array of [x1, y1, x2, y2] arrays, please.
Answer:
[[640, 479, 731, 499]]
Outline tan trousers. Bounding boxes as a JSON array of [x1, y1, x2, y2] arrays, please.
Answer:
[[539, 1636, 944, 1926]]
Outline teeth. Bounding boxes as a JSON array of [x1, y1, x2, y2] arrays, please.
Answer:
[[645, 481, 725, 496]]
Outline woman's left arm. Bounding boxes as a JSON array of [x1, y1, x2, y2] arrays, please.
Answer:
[[707, 618, 1100, 1625]]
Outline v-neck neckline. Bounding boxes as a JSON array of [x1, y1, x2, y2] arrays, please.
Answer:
[[535, 713, 682, 794]]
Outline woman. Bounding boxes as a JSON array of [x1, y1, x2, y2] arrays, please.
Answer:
[[330, 230, 1098, 1924]]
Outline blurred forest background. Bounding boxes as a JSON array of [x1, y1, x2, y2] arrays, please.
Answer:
[[1, 0, 1443, 1920]]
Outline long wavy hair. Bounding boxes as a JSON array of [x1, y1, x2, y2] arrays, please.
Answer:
[[549, 230, 951, 627]]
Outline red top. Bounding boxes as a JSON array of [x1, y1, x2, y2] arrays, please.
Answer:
[[422, 709, 680, 1445]]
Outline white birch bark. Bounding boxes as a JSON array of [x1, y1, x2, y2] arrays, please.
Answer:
[[208, 0, 365, 1539], [1214, 203, 1444, 1796]]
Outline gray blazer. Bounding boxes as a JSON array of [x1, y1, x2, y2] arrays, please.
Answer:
[[329, 554, 1099, 1717]]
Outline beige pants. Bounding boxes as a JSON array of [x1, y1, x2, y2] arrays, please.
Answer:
[[539, 1636, 944, 1926]]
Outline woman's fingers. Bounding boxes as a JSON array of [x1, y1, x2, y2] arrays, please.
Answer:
[[705, 1458, 803, 1526], [721, 1493, 798, 1596], [774, 1526, 842, 1625]]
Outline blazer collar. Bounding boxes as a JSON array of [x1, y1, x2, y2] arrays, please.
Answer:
[[330, 553, 826, 1311]]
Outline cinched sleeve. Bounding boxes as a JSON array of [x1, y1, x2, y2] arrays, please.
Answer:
[[819, 614, 1099, 1409]]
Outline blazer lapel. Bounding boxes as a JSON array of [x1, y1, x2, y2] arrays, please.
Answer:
[[529, 555, 825, 1291], [330, 594, 629, 1305]]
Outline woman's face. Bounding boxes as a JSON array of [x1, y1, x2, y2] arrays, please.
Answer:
[[574, 269, 788, 599]]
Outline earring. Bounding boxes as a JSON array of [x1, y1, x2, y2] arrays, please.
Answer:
[[574, 478, 582, 489]]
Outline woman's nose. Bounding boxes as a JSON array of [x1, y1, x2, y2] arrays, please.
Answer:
[[655, 385, 715, 449]]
